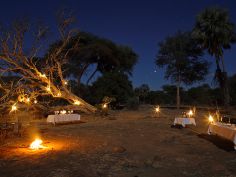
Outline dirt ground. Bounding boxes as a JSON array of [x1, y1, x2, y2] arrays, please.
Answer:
[[0, 105, 236, 177]]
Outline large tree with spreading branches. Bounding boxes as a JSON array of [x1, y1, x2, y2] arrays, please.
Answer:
[[49, 32, 138, 87], [156, 32, 210, 109], [0, 11, 96, 113]]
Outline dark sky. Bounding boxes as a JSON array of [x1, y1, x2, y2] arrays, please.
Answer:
[[1, 0, 236, 90]]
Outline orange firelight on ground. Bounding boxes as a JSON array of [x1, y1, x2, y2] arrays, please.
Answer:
[[29, 138, 45, 150]]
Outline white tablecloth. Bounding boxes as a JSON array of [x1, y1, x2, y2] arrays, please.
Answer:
[[208, 122, 236, 150], [47, 114, 80, 125], [174, 117, 196, 127]]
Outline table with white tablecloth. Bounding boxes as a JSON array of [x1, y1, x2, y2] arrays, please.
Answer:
[[174, 117, 196, 127], [47, 114, 80, 125], [208, 122, 236, 150]]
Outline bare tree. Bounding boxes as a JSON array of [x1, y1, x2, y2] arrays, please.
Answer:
[[0, 12, 96, 113]]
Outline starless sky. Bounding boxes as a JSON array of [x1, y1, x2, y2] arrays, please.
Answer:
[[0, 0, 236, 90]]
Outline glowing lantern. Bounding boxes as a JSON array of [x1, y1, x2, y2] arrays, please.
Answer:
[[26, 98, 30, 103], [74, 100, 81, 105], [46, 86, 51, 92], [103, 104, 107, 109], [11, 103, 17, 112], [60, 110, 67, 114], [29, 138, 44, 150], [18, 94, 26, 102], [208, 115, 214, 123], [187, 110, 193, 117], [155, 106, 160, 113], [39, 73, 47, 78]]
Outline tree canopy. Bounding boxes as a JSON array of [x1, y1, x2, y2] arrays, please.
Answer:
[[47, 32, 138, 86], [192, 7, 236, 59], [90, 72, 134, 105], [156, 31, 209, 85], [156, 31, 210, 108], [192, 7, 236, 107]]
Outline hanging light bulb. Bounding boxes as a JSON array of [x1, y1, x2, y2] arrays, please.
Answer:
[[57, 92, 61, 97], [46, 86, 51, 92], [39, 73, 47, 78], [10, 103, 17, 112], [74, 100, 81, 105], [26, 98, 30, 103], [187, 110, 193, 117]]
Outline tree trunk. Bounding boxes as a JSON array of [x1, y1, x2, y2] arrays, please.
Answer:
[[176, 74, 180, 110], [61, 89, 97, 113]]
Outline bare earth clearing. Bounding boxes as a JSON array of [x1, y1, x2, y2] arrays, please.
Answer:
[[0, 106, 236, 177]]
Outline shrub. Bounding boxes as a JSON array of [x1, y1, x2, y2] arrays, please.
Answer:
[[126, 97, 139, 110]]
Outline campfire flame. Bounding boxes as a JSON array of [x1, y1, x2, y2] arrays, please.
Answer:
[[29, 138, 44, 150]]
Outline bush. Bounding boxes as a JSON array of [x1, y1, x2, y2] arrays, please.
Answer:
[[126, 97, 139, 110]]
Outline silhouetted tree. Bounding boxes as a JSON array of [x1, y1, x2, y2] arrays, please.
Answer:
[[156, 32, 209, 109], [134, 84, 150, 103], [192, 7, 236, 107], [90, 72, 134, 106], [0, 12, 96, 113], [229, 74, 236, 105], [49, 32, 138, 87]]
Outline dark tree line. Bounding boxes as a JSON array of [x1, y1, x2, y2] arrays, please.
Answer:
[[136, 74, 236, 107]]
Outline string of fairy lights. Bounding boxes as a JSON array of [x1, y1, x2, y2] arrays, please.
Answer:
[[9, 72, 216, 124], [9, 72, 82, 113]]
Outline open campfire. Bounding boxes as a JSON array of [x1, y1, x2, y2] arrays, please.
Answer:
[[29, 138, 45, 150]]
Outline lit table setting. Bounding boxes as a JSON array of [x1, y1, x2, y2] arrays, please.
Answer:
[[47, 110, 80, 125], [173, 109, 196, 127], [207, 118, 236, 150]]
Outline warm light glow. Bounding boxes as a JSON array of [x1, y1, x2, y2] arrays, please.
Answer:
[[26, 98, 30, 103], [64, 81, 68, 85], [29, 139, 44, 150], [46, 86, 51, 92], [187, 110, 193, 117], [74, 100, 81, 105], [155, 106, 160, 113], [39, 73, 47, 78], [57, 92, 61, 97], [34, 100, 38, 104], [11, 103, 17, 112], [103, 104, 107, 109], [208, 115, 214, 123], [60, 110, 67, 114]]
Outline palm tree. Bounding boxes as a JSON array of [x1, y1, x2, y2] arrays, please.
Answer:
[[192, 7, 236, 107]]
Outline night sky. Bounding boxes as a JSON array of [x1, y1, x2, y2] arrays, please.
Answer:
[[1, 0, 236, 90]]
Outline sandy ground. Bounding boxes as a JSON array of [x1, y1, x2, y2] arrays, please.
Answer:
[[0, 106, 236, 177]]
